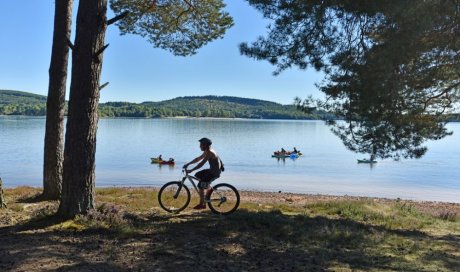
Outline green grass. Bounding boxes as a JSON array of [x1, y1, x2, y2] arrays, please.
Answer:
[[1, 187, 458, 271]]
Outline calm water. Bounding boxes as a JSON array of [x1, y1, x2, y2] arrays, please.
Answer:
[[0, 116, 459, 202]]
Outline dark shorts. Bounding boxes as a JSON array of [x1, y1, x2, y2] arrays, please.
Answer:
[[195, 169, 218, 189]]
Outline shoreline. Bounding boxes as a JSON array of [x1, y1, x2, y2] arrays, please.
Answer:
[[2, 114, 460, 122], [3, 179, 460, 204], [3, 185, 460, 207]]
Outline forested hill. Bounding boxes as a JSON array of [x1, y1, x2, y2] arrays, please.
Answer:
[[133, 95, 324, 119], [0, 90, 47, 115], [101, 95, 326, 119], [0, 90, 47, 103], [0, 90, 330, 119], [2, 90, 459, 121]]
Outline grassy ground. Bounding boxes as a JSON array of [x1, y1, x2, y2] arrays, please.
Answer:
[[0, 187, 459, 271]]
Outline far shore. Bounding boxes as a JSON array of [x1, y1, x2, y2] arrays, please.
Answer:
[[3, 114, 460, 122]]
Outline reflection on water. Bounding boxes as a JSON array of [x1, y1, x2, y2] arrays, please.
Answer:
[[0, 116, 459, 202]]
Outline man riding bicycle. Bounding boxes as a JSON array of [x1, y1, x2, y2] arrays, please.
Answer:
[[183, 137, 222, 210]]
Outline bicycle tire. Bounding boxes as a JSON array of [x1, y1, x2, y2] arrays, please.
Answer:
[[207, 183, 240, 215], [158, 181, 190, 213]]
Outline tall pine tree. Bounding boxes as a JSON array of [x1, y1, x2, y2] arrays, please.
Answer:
[[58, 0, 233, 218]]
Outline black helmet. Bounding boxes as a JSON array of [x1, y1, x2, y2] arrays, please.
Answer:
[[199, 137, 212, 146]]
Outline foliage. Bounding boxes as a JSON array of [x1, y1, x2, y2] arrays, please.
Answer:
[[0, 90, 322, 119], [75, 203, 132, 233], [99, 95, 323, 119], [0, 90, 47, 104], [0, 90, 47, 115], [109, 0, 233, 56], [242, 0, 460, 159]]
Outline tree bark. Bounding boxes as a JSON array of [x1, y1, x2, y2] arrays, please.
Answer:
[[0, 178, 6, 209], [42, 0, 73, 200], [58, 0, 108, 218]]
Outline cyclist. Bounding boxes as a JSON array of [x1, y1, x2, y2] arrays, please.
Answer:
[[183, 137, 222, 210]]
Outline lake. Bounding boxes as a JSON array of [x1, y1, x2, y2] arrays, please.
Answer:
[[0, 116, 459, 202]]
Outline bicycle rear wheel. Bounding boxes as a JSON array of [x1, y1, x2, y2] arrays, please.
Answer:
[[158, 181, 190, 213], [207, 183, 240, 215]]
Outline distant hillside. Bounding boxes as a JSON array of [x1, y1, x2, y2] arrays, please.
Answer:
[[0, 90, 47, 115], [101, 95, 327, 119], [0, 90, 47, 104], [0, 90, 330, 119]]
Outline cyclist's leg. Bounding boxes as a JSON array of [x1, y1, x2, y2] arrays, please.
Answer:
[[195, 170, 213, 207], [194, 170, 206, 206], [205, 176, 219, 201]]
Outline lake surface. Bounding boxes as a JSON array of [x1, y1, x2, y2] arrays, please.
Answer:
[[0, 116, 459, 202]]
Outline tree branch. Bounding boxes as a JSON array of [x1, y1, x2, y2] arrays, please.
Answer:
[[66, 38, 74, 50], [423, 81, 460, 110], [107, 11, 129, 25], [95, 44, 110, 59], [183, 0, 195, 10], [99, 82, 109, 91]]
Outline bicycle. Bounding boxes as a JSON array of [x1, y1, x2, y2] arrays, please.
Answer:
[[158, 169, 240, 215]]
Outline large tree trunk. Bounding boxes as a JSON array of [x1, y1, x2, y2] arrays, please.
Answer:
[[58, 0, 108, 218], [42, 0, 73, 200], [0, 178, 6, 209]]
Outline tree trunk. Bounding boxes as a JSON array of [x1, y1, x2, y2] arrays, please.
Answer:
[[0, 178, 6, 209], [42, 0, 73, 200], [58, 0, 108, 218]]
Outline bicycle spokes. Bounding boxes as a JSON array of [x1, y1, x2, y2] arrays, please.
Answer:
[[158, 181, 191, 213], [207, 183, 240, 215]]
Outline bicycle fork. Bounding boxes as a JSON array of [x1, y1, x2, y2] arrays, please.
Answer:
[[173, 177, 187, 199]]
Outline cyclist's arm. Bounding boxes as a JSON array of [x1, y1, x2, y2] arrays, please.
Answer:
[[188, 152, 210, 172], [184, 152, 205, 168], [191, 157, 208, 172]]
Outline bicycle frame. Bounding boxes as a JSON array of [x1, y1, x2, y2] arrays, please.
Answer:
[[177, 171, 202, 196], [175, 170, 224, 205]]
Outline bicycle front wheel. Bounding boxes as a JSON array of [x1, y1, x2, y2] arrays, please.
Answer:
[[207, 183, 240, 215], [158, 181, 190, 213]]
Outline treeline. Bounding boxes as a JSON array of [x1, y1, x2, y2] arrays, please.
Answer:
[[0, 91, 329, 120], [99, 96, 327, 119], [1, 90, 459, 121], [0, 90, 47, 115]]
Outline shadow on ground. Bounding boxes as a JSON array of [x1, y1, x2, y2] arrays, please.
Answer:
[[0, 209, 458, 271]]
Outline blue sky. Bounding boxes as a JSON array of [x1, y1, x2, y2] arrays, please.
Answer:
[[0, 0, 324, 105]]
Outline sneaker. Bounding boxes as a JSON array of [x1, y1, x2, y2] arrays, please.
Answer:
[[193, 204, 206, 210]]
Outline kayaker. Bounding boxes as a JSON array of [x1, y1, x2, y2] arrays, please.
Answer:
[[158, 154, 163, 161], [183, 137, 223, 210], [281, 148, 286, 154], [293, 147, 298, 153]]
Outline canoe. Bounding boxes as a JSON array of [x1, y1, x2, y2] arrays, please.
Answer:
[[272, 154, 290, 158], [151, 158, 162, 163], [272, 152, 302, 158], [357, 159, 377, 163], [159, 161, 175, 165]]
